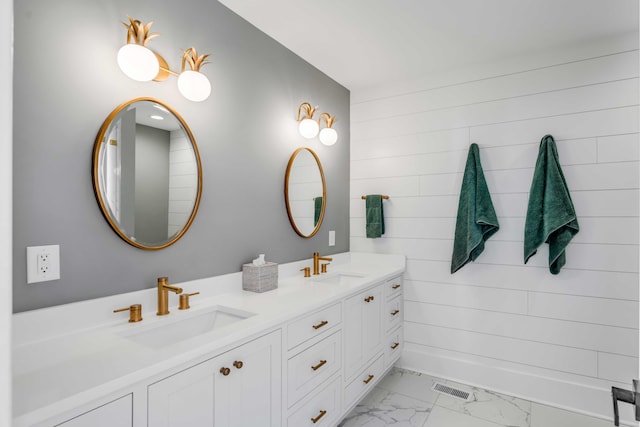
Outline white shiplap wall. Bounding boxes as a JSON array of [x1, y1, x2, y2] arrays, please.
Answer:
[[350, 37, 639, 422]]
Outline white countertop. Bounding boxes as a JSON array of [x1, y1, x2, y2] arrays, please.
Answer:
[[12, 252, 405, 426]]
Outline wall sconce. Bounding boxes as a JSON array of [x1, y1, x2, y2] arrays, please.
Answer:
[[117, 17, 212, 102], [318, 112, 338, 146], [297, 102, 319, 139]]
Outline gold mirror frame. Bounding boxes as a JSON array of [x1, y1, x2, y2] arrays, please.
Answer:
[[92, 97, 203, 250], [284, 147, 327, 238]]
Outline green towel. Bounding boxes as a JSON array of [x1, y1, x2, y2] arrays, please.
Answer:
[[451, 143, 499, 274], [314, 196, 323, 227], [365, 195, 385, 238], [524, 134, 579, 274]]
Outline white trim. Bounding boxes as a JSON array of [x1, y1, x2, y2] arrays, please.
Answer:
[[0, 0, 13, 425]]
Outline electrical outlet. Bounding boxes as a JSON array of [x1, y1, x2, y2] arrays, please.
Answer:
[[27, 245, 60, 284], [329, 230, 335, 247]]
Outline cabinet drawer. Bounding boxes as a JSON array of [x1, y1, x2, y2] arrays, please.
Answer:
[[385, 295, 403, 332], [385, 326, 403, 368], [287, 302, 341, 350], [344, 355, 385, 410], [288, 331, 342, 407], [287, 376, 342, 427], [384, 276, 403, 300]]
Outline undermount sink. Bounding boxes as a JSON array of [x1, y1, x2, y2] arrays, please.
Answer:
[[119, 305, 255, 349], [312, 272, 366, 285]]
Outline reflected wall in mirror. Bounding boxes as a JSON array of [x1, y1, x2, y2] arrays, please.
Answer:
[[92, 97, 202, 250], [284, 147, 326, 238]]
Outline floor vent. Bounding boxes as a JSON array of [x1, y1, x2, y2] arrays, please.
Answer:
[[431, 382, 474, 402]]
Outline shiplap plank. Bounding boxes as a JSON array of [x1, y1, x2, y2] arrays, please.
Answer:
[[528, 292, 638, 328], [598, 353, 639, 383], [597, 133, 640, 162], [353, 80, 638, 141], [352, 51, 639, 122], [471, 106, 639, 146], [404, 322, 598, 376], [405, 259, 639, 301], [403, 299, 638, 357], [404, 282, 527, 314]]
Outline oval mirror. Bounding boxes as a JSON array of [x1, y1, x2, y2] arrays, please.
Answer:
[[92, 97, 202, 250], [284, 147, 326, 238]]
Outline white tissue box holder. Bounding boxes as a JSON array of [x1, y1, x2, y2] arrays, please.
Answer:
[[242, 262, 278, 293]]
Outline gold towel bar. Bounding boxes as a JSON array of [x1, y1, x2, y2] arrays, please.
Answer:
[[361, 195, 389, 200]]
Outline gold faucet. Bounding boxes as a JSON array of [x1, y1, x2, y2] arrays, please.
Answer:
[[157, 277, 183, 316], [313, 252, 333, 275]]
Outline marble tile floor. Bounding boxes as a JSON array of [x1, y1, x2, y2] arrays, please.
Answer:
[[338, 367, 614, 427]]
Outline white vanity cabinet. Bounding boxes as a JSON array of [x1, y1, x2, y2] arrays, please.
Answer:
[[13, 254, 406, 427], [147, 330, 281, 427]]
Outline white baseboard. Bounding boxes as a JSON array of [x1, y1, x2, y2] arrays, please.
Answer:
[[399, 346, 638, 426]]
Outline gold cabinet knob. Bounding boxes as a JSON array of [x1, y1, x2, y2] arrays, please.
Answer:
[[391, 309, 400, 316], [363, 374, 375, 384], [220, 367, 231, 376], [392, 284, 401, 289], [364, 296, 375, 303], [391, 342, 400, 350], [113, 304, 143, 323], [233, 360, 243, 369]]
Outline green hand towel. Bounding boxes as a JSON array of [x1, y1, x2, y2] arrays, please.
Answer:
[[524, 134, 579, 274], [451, 144, 499, 274], [314, 196, 323, 227], [365, 195, 385, 238]]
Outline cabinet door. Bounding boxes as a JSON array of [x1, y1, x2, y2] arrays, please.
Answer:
[[215, 331, 282, 426], [344, 285, 383, 379], [148, 330, 281, 427], [148, 358, 217, 427], [56, 394, 132, 427]]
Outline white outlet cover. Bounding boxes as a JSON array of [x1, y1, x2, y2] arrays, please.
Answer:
[[329, 230, 336, 246], [27, 245, 61, 284]]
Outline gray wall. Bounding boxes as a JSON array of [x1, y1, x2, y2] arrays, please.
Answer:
[[13, 0, 350, 312]]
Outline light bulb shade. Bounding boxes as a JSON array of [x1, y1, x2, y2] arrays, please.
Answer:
[[319, 127, 338, 146], [298, 118, 319, 139], [117, 44, 160, 82], [177, 70, 211, 102]]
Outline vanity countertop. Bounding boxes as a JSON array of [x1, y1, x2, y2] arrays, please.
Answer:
[[12, 252, 405, 426]]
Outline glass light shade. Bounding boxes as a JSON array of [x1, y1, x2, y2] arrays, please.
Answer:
[[117, 44, 160, 82], [298, 119, 319, 139], [319, 128, 338, 146], [177, 70, 211, 102]]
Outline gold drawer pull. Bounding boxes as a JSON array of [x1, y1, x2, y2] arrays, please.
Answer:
[[363, 374, 375, 384], [233, 360, 243, 369], [312, 320, 328, 330], [391, 309, 400, 316], [311, 359, 327, 371], [364, 296, 375, 303], [311, 410, 327, 424], [392, 284, 401, 289], [219, 367, 231, 376], [391, 342, 400, 350]]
